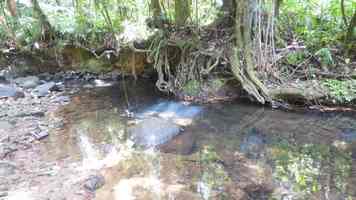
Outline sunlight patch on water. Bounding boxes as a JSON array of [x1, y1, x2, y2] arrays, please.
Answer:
[[197, 181, 211, 200], [6, 190, 34, 200], [113, 176, 162, 200], [136, 101, 203, 128], [94, 79, 113, 87], [112, 148, 163, 199], [77, 133, 135, 171]]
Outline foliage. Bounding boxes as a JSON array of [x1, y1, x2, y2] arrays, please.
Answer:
[[198, 145, 230, 193], [182, 80, 201, 96], [285, 51, 307, 65], [0, 0, 150, 46], [322, 79, 356, 103], [279, 0, 356, 50], [315, 47, 334, 67], [271, 140, 351, 197]]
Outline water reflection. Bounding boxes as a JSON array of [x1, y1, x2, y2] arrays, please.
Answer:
[[42, 81, 356, 199]]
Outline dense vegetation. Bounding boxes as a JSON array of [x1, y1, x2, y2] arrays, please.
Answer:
[[0, 0, 355, 106]]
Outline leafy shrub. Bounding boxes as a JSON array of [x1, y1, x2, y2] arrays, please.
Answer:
[[315, 48, 334, 67], [183, 80, 200, 96], [285, 51, 306, 65], [322, 79, 356, 103]]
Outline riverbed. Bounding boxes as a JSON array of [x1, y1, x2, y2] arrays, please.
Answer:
[[1, 78, 356, 200]]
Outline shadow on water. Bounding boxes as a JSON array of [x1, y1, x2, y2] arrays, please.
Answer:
[[38, 79, 356, 200]]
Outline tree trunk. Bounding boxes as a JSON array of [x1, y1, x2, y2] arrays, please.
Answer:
[[274, 0, 282, 18], [31, 0, 54, 42], [346, 11, 356, 42], [345, 11, 356, 56], [340, 0, 348, 26], [6, 0, 16, 17], [174, 0, 191, 26], [230, 0, 270, 104], [222, 0, 234, 14], [151, 0, 161, 18]]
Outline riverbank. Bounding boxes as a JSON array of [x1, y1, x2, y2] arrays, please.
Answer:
[[2, 46, 356, 111], [0, 71, 126, 199]]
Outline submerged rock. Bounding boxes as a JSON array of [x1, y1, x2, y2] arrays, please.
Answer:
[[159, 129, 196, 155], [14, 76, 40, 89], [130, 101, 202, 148], [141, 101, 202, 120], [239, 128, 266, 159], [340, 128, 356, 143], [84, 174, 105, 192], [129, 117, 181, 148]]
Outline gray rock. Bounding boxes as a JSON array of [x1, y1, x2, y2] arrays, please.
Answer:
[[38, 72, 53, 81], [31, 131, 49, 140], [0, 85, 17, 98], [32, 82, 56, 97], [0, 162, 16, 176], [52, 96, 70, 103], [84, 175, 105, 192], [159, 129, 196, 155], [0, 191, 8, 198], [0, 121, 13, 130], [239, 128, 266, 159], [129, 117, 181, 148], [13, 111, 45, 118], [0, 69, 14, 82], [340, 128, 356, 143], [0, 179, 9, 191], [0, 144, 17, 159], [14, 76, 40, 88]]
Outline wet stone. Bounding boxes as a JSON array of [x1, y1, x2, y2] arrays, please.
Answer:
[[239, 128, 266, 159], [84, 175, 105, 192], [0, 162, 16, 176], [32, 82, 56, 97], [14, 76, 40, 89], [129, 117, 181, 148], [0, 191, 8, 198], [0, 85, 18, 98], [0, 144, 17, 159], [52, 96, 70, 103], [340, 128, 356, 143], [0, 121, 13, 130], [38, 72, 53, 81], [13, 111, 45, 118], [31, 131, 49, 140], [0, 179, 9, 191], [159, 130, 196, 155]]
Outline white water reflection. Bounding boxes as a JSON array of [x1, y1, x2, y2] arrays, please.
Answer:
[[77, 132, 134, 171], [113, 176, 162, 200], [197, 181, 211, 200], [6, 190, 34, 200], [94, 79, 113, 87]]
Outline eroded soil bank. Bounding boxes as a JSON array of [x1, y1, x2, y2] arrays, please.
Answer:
[[2, 47, 356, 110]]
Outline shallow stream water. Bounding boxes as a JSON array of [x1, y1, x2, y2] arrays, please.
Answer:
[[29, 80, 356, 199]]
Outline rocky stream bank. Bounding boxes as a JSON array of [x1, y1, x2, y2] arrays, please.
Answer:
[[0, 70, 123, 200]]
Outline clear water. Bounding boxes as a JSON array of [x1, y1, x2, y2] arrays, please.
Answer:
[[41, 80, 356, 200]]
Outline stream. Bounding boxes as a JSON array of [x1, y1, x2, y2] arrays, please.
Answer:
[[3, 79, 356, 200]]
